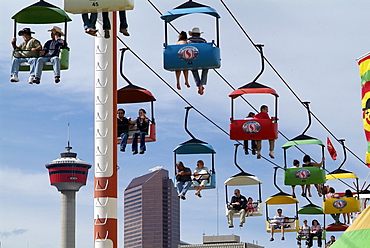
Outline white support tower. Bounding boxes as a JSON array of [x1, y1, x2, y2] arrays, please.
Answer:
[[93, 12, 118, 248]]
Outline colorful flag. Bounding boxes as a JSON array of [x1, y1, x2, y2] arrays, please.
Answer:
[[327, 137, 337, 160], [358, 54, 370, 86], [358, 54, 370, 167]]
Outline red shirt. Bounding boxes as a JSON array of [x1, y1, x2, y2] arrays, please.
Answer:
[[255, 112, 270, 119]]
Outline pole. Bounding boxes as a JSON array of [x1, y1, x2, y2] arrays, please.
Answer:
[[94, 11, 118, 248]]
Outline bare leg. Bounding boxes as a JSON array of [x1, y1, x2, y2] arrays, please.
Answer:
[[270, 225, 275, 241], [315, 184, 322, 196], [306, 184, 312, 197], [281, 226, 285, 240], [256, 140, 262, 159], [342, 213, 346, 224], [175, 71, 181, 90], [183, 70, 190, 87]]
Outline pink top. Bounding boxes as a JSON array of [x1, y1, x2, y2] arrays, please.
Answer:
[[325, 192, 339, 199], [311, 224, 321, 232], [176, 40, 187, 45]]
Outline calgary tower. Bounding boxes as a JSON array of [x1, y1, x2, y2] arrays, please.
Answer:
[[46, 144, 91, 248]]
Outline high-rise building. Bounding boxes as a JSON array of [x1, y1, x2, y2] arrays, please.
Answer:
[[124, 168, 180, 248]]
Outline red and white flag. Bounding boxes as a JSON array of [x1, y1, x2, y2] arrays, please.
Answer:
[[327, 137, 337, 160]]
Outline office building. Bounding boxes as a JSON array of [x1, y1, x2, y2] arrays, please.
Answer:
[[124, 169, 180, 247]]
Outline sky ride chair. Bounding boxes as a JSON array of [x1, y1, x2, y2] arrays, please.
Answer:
[[282, 102, 326, 190], [63, 0, 134, 14], [173, 107, 216, 190], [229, 45, 279, 143], [266, 167, 299, 233], [224, 144, 263, 220], [116, 48, 156, 145], [11, 0, 72, 71], [161, 0, 221, 71], [324, 139, 360, 232]]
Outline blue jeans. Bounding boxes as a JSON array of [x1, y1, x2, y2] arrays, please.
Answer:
[[191, 69, 209, 87], [35, 56, 60, 78], [11, 57, 37, 76], [82, 13, 97, 30], [119, 132, 128, 150], [176, 180, 192, 196], [132, 132, 147, 152], [102, 11, 128, 30]]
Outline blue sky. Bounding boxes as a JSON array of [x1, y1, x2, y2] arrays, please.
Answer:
[[1, 0, 370, 247]]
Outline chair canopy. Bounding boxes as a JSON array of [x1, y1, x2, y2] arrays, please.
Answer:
[[161, 1, 220, 23], [12, 0, 71, 24]]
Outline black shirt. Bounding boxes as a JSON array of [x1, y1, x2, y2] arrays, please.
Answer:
[[230, 195, 247, 210], [136, 118, 149, 133], [117, 117, 130, 136], [176, 167, 192, 182]]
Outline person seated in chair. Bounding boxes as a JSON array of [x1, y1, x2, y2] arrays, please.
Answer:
[[297, 219, 311, 248], [255, 105, 277, 159], [270, 208, 287, 242], [175, 161, 192, 200], [130, 108, 149, 155], [33, 26, 66, 84], [192, 160, 209, 198], [10, 28, 41, 84], [308, 219, 322, 248], [227, 189, 247, 228]]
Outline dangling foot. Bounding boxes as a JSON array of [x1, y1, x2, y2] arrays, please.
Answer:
[[309, 193, 312, 197], [177, 82, 181, 90], [198, 86, 204, 95], [32, 76, 40, 84], [10, 75, 19, 83], [54, 76, 60, 83], [269, 151, 275, 159], [104, 29, 110, 39], [185, 82, 190, 88], [257, 152, 261, 159], [120, 29, 130, 36], [85, 28, 97, 36]]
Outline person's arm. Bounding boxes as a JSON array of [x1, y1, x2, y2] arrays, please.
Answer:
[[11, 37, 18, 50]]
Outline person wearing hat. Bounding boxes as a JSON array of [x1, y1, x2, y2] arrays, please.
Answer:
[[10, 28, 42, 83], [187, 27, 209, 95], [33, 26, 66, 84]]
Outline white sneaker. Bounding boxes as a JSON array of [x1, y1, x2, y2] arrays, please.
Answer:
[[28, 75, 35, 84], [10, 75, 19, 82]]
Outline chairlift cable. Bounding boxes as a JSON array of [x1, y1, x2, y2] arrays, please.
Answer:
[[219, 0, 366, 166], [116, 36, 282, 167]]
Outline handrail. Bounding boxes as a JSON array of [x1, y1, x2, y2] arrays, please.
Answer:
[[301, 101, 311, 135], [252, 44, 265, 83], [119, 48, 133, 85], [184, 106, 196, 140], [233, 143, 245, 173]]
